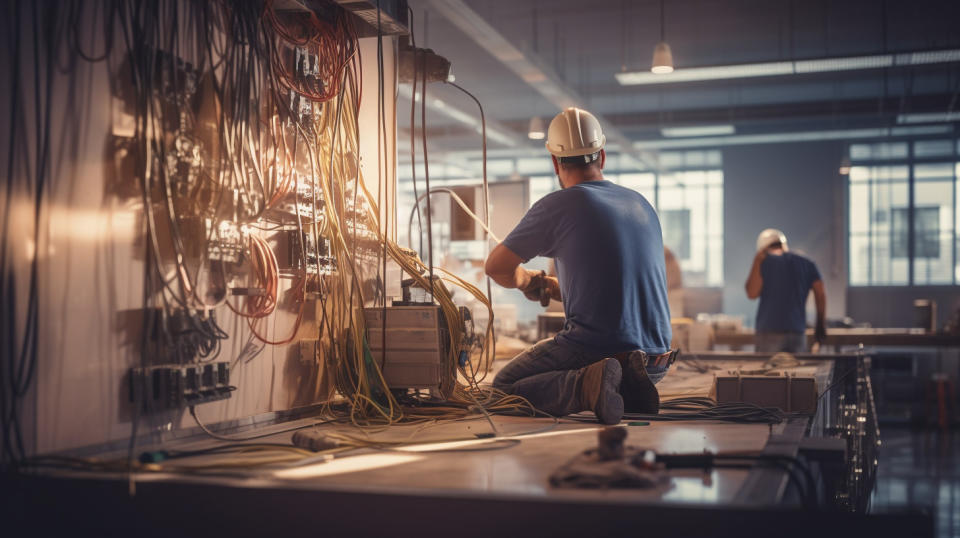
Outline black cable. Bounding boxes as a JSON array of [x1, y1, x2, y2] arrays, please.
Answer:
[[622, 400, 789, 424], [817, 364, 856, 403], [655, 452, 818, 510], [750, 454, 819, 509], [189, 405, 325, 442], [443, 80, 495, 362], [1, 0, 61, 467], [407, 6, 424, 257], [0, 0, 25, 469], [420, 49, 434, 302], [121, 0, 154, 485]]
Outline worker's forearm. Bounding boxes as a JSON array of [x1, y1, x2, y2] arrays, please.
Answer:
[[815, 295, 827, 324], [745, 260, 763, 299], [488, 266, 533, 290]]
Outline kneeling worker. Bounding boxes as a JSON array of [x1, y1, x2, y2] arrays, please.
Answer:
[[485, 107, 675, 425], [745, 229, 827, 353]]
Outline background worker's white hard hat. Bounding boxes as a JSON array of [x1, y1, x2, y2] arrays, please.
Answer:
[[756, 228, 788, 252], [545, 107, 606, 157]]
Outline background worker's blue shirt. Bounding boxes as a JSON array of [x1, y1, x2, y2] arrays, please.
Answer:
[[756, 251, 822, 333], [502, 180, 672, 355]]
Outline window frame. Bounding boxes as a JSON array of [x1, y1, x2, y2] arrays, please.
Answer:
[[654, 167, 725, 288], [846, 138, 959, 287]]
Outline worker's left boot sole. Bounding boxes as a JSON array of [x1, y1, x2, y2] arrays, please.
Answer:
[[620, 354, 660, 414], [591, 358, 624, 425]]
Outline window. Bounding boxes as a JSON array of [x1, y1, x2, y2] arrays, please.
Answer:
[[528, 175, 555, 204], [913, 163, 954, 284], [847, 140, 959, 286], [657, 168, 724, 287], [397, 151, 725, 288], [617, 172, 656, 199], [912, 208, 941, 258], [610, 150, 724, 287], [661, 209, 691, 259]]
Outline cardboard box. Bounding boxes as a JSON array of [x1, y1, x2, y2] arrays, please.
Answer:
[[714, 373, 818, 414]]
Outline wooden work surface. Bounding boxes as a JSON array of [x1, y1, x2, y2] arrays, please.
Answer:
[[261, 417, 767, 505], [74, 356, 835, 507], [108, 416, 768, 507], [15, 356, 919, 536]]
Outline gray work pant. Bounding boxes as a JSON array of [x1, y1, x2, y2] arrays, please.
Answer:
[[492, 338, 671, 417], [755, 332, 807, 353]]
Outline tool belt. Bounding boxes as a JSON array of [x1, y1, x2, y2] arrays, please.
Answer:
[[613, 349, 679, 369]]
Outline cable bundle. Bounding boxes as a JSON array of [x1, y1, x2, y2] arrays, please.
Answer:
[[168, 310, 230, 363], [239, 234, 280, 318], [624, 396, 789, 424], [263, 0, 358, 104]]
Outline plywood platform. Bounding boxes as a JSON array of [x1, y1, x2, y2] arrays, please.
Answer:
[[52, 355, 836, 508], [10, 355, 920, 537], [260, 417, 770, 505]]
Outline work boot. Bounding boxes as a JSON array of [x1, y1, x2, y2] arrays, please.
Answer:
[[578, 358, 624, 425], [619, 353, 660, 414]]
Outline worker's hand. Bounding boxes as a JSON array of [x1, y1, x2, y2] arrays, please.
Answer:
[[814, 320, 827, 344], [520, 270, 559, 305], [754, 248, 769, 265], [542, 275, 561, 302], [520, 270, 546, 302]]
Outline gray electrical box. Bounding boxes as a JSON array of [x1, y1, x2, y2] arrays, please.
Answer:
[[364, 306, 455, 399]]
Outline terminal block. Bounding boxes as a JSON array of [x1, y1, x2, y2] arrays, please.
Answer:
[[128, 361, 233, 413]]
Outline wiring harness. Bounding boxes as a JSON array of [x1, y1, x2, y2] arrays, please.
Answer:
[[1, 0, 530, 472]]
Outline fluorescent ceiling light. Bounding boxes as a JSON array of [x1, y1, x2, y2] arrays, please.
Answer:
[[661, 125, 735, 137], [896, 112, 960, 124], [615, 48, 960, 85], [793, 55, 892, 73], [634, 125, 953, 150]]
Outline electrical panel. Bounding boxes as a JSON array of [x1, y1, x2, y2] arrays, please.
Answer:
[[107, 27, 344, 419], [2, 0, 514, 466]]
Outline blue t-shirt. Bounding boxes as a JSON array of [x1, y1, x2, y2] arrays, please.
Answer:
[[756, 251, 822, 333], [502, 180, 671, 355]]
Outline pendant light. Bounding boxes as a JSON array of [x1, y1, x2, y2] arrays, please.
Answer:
[[651, 0, 674, 74], [528, 116, 546, 140], [839, 156, 851, 175]]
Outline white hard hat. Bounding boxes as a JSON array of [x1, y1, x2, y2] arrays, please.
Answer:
[[545, 107, 606, 158], [756, 228, 788, 252]]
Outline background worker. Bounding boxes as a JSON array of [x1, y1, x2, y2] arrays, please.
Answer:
[[745, 228, 827, 353], [485, 107, 674, 425]]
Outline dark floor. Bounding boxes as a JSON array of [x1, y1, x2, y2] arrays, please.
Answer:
[[871, 427, 960, 538]]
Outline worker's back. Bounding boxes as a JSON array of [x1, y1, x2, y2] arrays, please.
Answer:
[[756, 251, 820, 333], [502, 180, 671, 355]]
